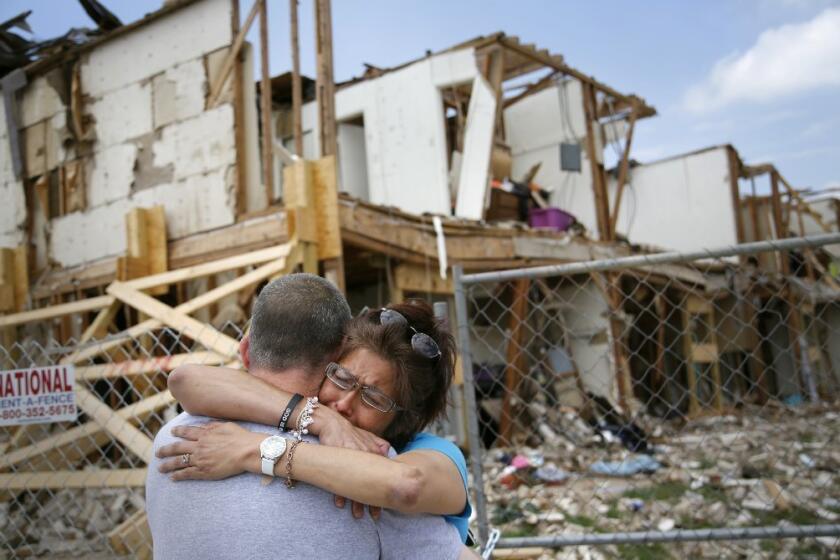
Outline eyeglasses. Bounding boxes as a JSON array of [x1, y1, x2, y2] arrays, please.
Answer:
[[379, 308, 442, 360], [324, 362, 404, 413]]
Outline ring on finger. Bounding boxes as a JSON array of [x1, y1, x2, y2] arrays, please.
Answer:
[[181, 453, 190, 466]]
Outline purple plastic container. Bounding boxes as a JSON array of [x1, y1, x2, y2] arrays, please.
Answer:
[[528, 208, 575, 232]]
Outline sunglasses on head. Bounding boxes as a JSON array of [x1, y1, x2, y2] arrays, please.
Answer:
[[378, 308, 442, 360]]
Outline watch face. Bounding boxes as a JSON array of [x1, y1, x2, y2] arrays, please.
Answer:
[[260, 436, 287, 460]]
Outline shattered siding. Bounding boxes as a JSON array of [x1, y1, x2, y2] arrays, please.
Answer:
[[0, 0, 244, 269]]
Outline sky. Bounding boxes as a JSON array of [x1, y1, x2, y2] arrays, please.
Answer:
[[4, 0, 839, 193]]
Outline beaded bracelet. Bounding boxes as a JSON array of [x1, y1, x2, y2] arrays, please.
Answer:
[[292, 396, 318, 441]]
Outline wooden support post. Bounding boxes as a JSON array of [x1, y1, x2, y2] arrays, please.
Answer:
[[258, 0, 274, 206], [500, 278, 529, 445], [231, 0, 248, 216], [653, 294, 667, 393], [289, 0, 304, 156], [609, 106, 638, 237], [314, 0, 337, 158], [117, 207, 168, 295], [581, 82, 611, 241], [485, 47, 506, 140], [680, 303, 701, 416], [207, 0, 260, 109], [770, 171, 808, 397]]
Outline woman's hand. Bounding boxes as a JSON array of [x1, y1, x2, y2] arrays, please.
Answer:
[[157, 422, 264, 481], [311, 406, 389, 519]]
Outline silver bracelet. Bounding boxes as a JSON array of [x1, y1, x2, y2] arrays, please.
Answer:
[[292, 397, 318, 441]]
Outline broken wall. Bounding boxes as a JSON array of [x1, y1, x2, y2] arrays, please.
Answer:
[[0, 0, 249, 270], [610, 147, 739, 252], [296, 48, 478, 216], [504, 79, 604, 233]]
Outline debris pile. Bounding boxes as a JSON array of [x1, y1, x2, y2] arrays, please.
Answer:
[[481, 403, 840, 559]]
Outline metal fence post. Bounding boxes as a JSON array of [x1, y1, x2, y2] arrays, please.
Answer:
[[453, 265, 490, 547]]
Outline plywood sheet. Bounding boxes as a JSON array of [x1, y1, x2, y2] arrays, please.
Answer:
[[455, 75, 497, 220]]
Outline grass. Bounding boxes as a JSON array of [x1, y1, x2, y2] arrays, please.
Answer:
[[606, 500, 623, 519], [698, 457, 716, 470], [623, 482, 689, 503], [501, 525, 538, 538], [751, 506, 821, 526], [696, 484, 729, 504], [616, 543, 673, 560], [563, 513, 597, 527]]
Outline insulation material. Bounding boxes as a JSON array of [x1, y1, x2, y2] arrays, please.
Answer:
[[152, 59, 206, 129], [455, 75, 497, 220], [23, 120, 47, 178], [51, 198, 132, 266], [88, 81, 153, 148], [337, 123, 369, 200], [0, 180, 26, 242], [430, 48, 478, 87], [504, 79, 586, 156], [152, 105, 235, 182], [610, 147, 739, 252], [87, 143, 137, 207], [133, 168, 235, 239], [19, 74, 65, 129], [556, 281, 617, 404], [80, 0, 232, 97]]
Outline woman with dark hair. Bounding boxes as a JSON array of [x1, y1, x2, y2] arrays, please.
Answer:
[[156, 299, 473, 543]]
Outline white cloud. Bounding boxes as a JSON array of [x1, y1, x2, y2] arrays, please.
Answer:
[[683, 7, 840, 112]]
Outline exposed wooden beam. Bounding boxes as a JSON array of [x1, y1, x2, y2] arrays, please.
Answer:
[[609, 106, 638, 237], [207, 0, 260, 109], [581, 82, 611, 241], [258, 0, 274, 206], [314, 0, 337, 157], [289, 0, 304, 156]]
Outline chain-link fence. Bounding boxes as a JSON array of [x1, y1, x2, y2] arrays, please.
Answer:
[[454, 234, 840, 559], [0, 321, 242, 559]]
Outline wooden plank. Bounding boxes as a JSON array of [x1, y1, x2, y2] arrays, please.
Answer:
[[1, 391, 173, 471], [0, 468, 147, 491], [686, 296, 712, 315], [258, 0, 274, 206], [0, 295, 114, 328], [75, 386, 155, 462], [395, 262, 454, 295], [289, 0, 303, 156], [500, 278, 529, 444], [681, 306, 701, 416], [77, 351, 227, 381], [582, 81, 611, 241], [109, 509, 152, 559], [70, 255, 291, 365], [708, 307, 725, 412], [609, 106, 638, 237], [145, 206, 169, 295], [230, 0, 248, 217], [312, 156, 342, 260], [691, 343, 719, 364], [107, 282, 240, 358], [0, 248, 15, 312], [13, 245, 28, 312], [315, 0, 338, 157], [207, 0, 260, 109]]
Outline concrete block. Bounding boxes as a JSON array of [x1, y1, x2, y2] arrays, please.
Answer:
[[80, 0, 231, 97], [153, 105, 235, 181], [133, 167, 235, 239], [204, 47, 234, 107], [0, 180, 27, 233], [89, 81, 153, 148], [50, 198, 131, 267], [20, 74, 65, 129], [87, 143, 137, 208], [23, 121, 47, 178], [153, 58, 206, 129]]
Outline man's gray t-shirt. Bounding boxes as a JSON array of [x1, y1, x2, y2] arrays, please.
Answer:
[[146, 413, 463, 559]]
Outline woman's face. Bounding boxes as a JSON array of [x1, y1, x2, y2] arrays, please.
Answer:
[[318, 347, 399, 437]]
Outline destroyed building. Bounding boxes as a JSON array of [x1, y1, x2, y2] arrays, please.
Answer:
[[0, 0, 839, 557]]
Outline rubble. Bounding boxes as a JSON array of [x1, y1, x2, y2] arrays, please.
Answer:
[[481, 402, 840, 559]]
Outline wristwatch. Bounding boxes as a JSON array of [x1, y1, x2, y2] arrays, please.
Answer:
[[259, 435, 288, 476]]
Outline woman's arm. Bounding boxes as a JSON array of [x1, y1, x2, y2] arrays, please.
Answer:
[[168, 364, 388, 454], [159, 422, 468, 516]]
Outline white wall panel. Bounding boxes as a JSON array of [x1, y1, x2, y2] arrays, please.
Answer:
[[87, 143, 137, 208], [455, 75, 496, 220], [153, 105, 235, 181], [80, 0, 232, 97], [89, 81, 153, 148]]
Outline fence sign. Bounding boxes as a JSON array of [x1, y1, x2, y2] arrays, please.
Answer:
[[0, 365, 77, 426]]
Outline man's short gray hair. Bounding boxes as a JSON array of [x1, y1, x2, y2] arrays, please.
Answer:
[[249, 273, 351, 372]]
